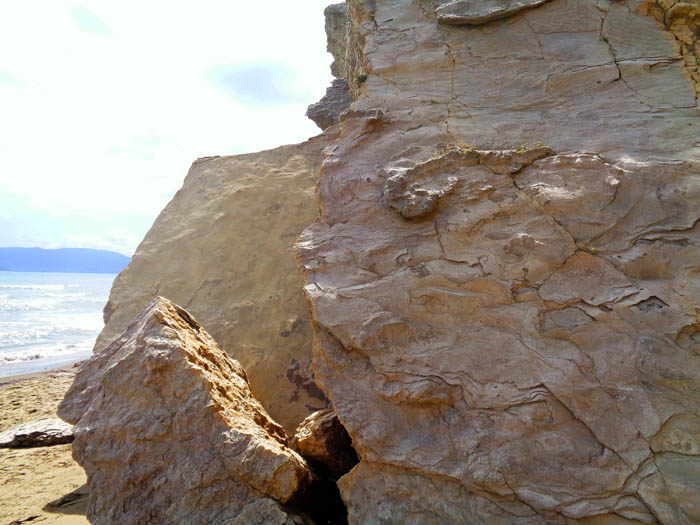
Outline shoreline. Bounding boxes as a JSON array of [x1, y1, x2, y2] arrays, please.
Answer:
[[0, 363, 88, 523], [0, 361, 84, 386]]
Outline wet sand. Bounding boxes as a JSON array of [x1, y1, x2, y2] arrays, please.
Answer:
[[0, 366, 88, 524]]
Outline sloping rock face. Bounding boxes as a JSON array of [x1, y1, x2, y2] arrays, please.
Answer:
[[296, 0, 700, 523], [95, 134, 334, 434], [59, 297, 312, 524]]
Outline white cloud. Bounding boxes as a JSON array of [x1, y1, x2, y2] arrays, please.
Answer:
[[0, 1, 335, 252]]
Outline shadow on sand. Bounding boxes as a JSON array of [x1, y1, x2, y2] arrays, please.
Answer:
[[43, 483, 89, 516]]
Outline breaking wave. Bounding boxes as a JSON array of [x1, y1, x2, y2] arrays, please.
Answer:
[[0, 271, 114, 376]]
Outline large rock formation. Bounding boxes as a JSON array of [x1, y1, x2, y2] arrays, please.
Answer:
[[95, 135, 334, 434], [296, 0, 700, 523], [59, 297, 313, 524]]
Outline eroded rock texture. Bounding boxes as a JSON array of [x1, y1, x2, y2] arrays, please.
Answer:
[[296, 0, 700, 523], [642, 0, 700, 96], [307, 3, 354, 130], [95, 135, 334, 434], [307, 78, 355, 130], [59, 297, 312, 524], [436, 0, 554, 25], [326, 2, 349, 79]]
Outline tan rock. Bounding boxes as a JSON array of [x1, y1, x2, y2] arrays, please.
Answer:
[[325, 2, 348, 79], [95, 134, 335, 434], [307, 4, 353, 130], [59, 297, 312, 524], [293, 408, 358, 479], [436, 0, 554, 25], [296, 0, 700, 522], [0, 417, 73, 448]]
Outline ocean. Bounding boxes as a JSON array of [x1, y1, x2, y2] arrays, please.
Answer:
[[0, 271, 115, 377]]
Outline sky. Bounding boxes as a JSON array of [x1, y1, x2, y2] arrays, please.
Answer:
[[0, 1, 334, 256]]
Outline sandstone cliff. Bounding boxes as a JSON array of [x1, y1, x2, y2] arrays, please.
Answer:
[[295, 0, 700, 523], [95, 134, 335, 434]]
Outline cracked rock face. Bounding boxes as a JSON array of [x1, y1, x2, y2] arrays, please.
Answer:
[[59, 297, 312, 525], [296, 0, 700, 523], [93, 135, 334, 434]]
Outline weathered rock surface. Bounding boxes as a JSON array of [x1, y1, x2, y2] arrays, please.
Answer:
[[307, 4, 353, 130], [307, 78, 354, 130], [95, 134, 335, 434], [0, 418, 73, 448], [296, 0, 700, 523], [293, 408, 358, 479], [436, 0, 553, 25], [325, 2, 348, 79], [642, 0, 700, 97], [59, 297, 313, 524]]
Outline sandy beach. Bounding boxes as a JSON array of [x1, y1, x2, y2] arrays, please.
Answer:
[[0, 366, 88, 524]]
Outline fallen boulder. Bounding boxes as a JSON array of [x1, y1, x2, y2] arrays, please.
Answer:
[[59, 297, 314, 524], [0, 418, 73, 448], [293, 408, 358, 479]]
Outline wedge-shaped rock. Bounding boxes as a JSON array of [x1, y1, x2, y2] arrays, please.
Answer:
[[436, 0, 553, 25], [293, 408, 358, 479], [58, 297, 312, 525]]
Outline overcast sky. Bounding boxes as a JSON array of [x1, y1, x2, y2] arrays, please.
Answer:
[[0, 1, 333, 256]]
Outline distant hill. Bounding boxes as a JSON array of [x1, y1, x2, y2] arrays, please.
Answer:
[[0, 247, 131, 274]]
